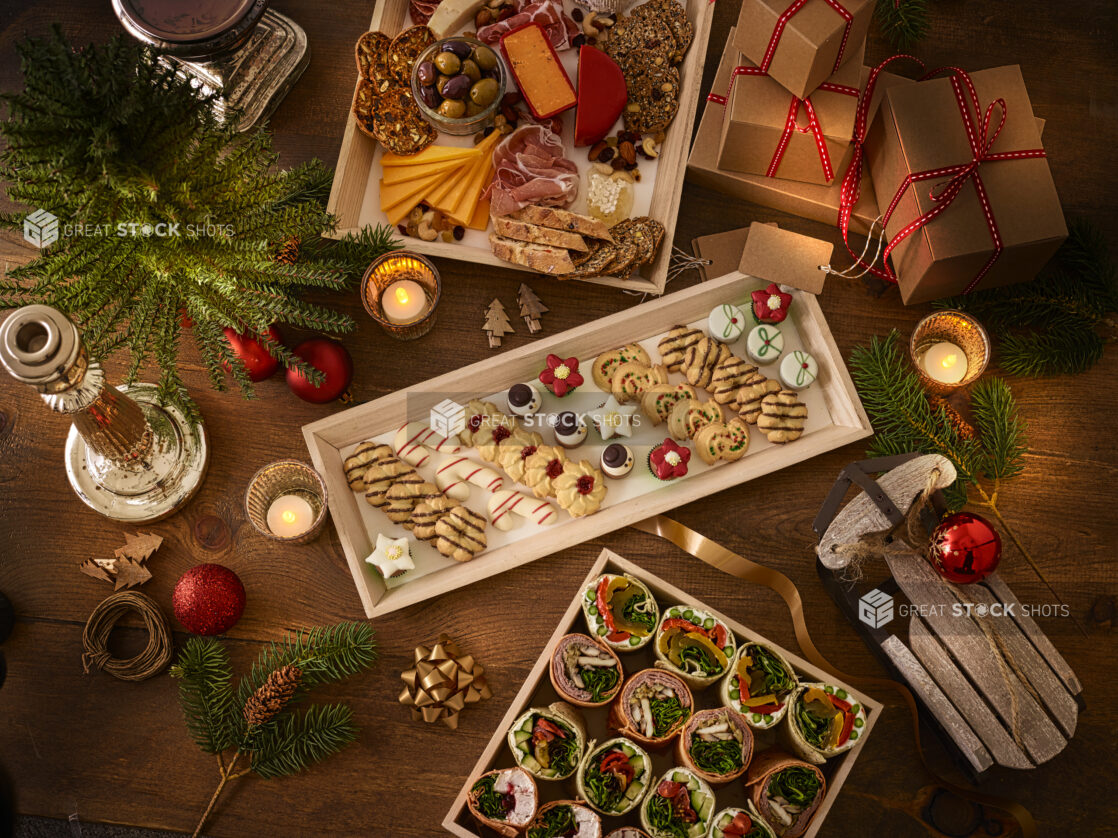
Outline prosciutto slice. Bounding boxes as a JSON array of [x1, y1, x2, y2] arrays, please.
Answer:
[[409, 0, 440, 24], [478, 0, 579, 51], [485, 125, 579, 217]]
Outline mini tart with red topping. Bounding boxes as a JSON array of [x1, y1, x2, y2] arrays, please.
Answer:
[[581, 573, 660, 652], [648, 438, 691, 481], [539, 353, 585, 397], [554, 459, 607, 517]]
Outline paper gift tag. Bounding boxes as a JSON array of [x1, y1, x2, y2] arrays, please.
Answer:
[[692, 223, 778, 281], [738, 223, 833, 294]]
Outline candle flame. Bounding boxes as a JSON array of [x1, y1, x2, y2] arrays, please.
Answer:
[[395, 286, 410, 305], [941, 354, 958, 369], [282, 510, 297, 524]]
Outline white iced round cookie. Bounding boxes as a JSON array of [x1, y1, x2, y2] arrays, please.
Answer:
[[746, 324, 783, 365], [708, 303, 746, 344], [780, 349, 818, 390]]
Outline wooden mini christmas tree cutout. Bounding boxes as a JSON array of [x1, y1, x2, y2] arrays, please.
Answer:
[[79, 531, 164, 589], [483, 298, 514, 348], [517, 283, 548, 333]]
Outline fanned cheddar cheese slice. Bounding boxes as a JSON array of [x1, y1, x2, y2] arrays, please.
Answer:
[[446, 131, 500, 224], [425, 161, 475, 213], [467, 196, 490, 231], [379, 171, 445, 213], [381, 145, 482, 167], [382, 156, 475, 185]]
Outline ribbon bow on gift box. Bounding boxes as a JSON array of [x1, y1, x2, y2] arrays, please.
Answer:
[[757, 0, 856, 74], [399, 634, 492, 729]]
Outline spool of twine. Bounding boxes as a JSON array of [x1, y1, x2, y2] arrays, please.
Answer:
[[81, 590, 173, 682]]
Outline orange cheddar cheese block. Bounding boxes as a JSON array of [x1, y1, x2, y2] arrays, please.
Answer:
[[380, 171, 445, 213], [500, 23, 576, 119], [381, 145, 482, 167], [382, 156, 475, 185]]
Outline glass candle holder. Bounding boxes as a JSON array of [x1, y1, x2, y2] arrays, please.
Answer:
[[361, 251, 441, 340], [244, 459, 328, 544], [909, 310, 991, 394]]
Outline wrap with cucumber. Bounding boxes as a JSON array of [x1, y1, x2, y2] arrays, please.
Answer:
[[653, 604, 736, 690], [526, 800, 603, 838], [576, 736, 653, 816], [782, 682, 867, 764], [607, 668, 694, 748], [507, 701, 587, 781], [708, 804, 777, 838], [720, 642, 798, 730], [605, 829, 652, 838], [466, 766, 539, 836], [745, 750, 826, 838], [640, 767, 716, 838], [676, 707, 754, 786], [582, 573, 661, 652], [550, 634, 624, 708]]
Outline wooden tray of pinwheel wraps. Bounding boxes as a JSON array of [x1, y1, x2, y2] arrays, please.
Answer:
[[324, 0, 715, 294], [301, 272, 871, 619], [443, 549, 883, 837]]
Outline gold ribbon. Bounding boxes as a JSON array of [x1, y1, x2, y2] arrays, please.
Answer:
[[399, 634, 492, 729], [632, 515, 1037, 838]]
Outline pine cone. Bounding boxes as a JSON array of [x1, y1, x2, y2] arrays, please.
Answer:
[[275, 236, 300, 265], [930, 396, 977, 441], [243, 664, 302, 727]]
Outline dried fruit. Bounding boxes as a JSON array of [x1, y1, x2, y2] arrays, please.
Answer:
[[475, 7, 494, 27], [588, 140, 608, 161]]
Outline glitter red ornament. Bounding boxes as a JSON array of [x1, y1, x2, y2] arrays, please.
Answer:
[[927, 512, 1002, 584], [286, 338, 353, 403], [172, 563, 246, 635], [221, 325, 283, 382]]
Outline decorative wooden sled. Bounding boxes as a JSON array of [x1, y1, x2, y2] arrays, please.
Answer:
[[813, 453, 1083, 779]]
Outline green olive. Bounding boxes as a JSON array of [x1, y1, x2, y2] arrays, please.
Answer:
[[433, 52, 461, 76], [469, 77, 499, 107], [438, 98, 467, 119], [460, 58, 481, 83], [472, 45, 498, 71], [465, 100, 485, 117]]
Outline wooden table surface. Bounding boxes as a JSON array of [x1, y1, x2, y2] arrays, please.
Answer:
[[1, 0, 1116, 835]]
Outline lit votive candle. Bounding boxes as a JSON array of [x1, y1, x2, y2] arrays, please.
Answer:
[[920, 340, 968, 385], [266, 494, 315, 538], [381, 279, 426, 324]]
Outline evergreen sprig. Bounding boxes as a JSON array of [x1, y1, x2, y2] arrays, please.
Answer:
[[0, 29, 398, 422], [937, 219, 1118, 377], [848, 331, 1027, 510], [170, 621, 377, 836], [874, 0, 930, 50]]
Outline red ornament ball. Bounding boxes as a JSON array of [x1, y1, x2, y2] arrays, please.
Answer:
[[222, 325, 283, 382], [927, 512, 1002, 584], [286, 338, 353, 403], [172, 564, 246, 635]]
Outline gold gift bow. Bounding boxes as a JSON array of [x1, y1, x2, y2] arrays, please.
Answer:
[[632, 515, 1037, 838], [399, 634, 492, 729]]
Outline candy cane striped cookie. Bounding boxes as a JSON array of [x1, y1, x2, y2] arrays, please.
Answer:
[[392, 421, 461, 467], [487, 490, 557, 531], [657, 325, 703, 371], [343, 442, 394, 490], [363, 456, 416, 508], [433, 454, 503, 500]]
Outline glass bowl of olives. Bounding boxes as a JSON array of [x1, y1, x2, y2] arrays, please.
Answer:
[[410, 36, 506, 136]]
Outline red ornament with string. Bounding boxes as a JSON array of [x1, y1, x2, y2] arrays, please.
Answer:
[[286, 338, 353, 403], [222, 325, 283, 382], [927, 511, 1002, 584]]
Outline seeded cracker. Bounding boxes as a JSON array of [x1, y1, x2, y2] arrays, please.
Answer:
[[356, 31, 391, 85], [568, 241, 620, 279], [623, 64, 681, 134], [602, 220, 641, 277], [634, 0, 693, 64], [372, 86, 436, 155], [606, 13, 676, 77], [629, 217, 665, 266], [353, 79, 379, 140], [388, 25, 436, 86]]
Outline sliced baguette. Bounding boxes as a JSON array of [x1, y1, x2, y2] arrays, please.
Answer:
[[489, 233, 575, 275], [493, 217, 589, 252], [510, 205, 614, 243]]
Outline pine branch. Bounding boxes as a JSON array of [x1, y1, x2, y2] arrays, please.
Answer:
[[874, 0, 930, 50], [247, 704, 357, 779], [970, 378, 1027, 481], [170, 638, 243, 754]]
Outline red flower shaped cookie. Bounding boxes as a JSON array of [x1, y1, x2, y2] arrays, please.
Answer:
[[539, 354, 584, 397], [751, 283, 793, 324], [649, 438, 691, 481]]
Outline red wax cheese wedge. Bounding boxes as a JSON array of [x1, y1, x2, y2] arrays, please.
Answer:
[[575, 45, 627, 146], [500, 23, 577, 120]]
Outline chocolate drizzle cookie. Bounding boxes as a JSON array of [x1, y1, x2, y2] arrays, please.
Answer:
[[710, 355, 756, 404], [680, 337, 731, 389], [344, 441, 393, 490], [758, 390, 808, 444], [658, 325, 704, 371], [735, 371, 782, 424], [434, 506, 488, 562]]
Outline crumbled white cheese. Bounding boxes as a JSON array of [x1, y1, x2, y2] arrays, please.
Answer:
[[588, 173, 623, 216]]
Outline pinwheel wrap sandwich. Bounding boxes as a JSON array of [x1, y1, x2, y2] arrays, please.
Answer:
[[466, 766, 539, 836], [745, 750, 826, 838], [675, 707, 754, 786], [639, 767, 716, 838], [582, 573, 660, 652], [607, 668, 693, 748], [720, 642, 798, 730], [654, 604, 736, 690], [526, 800, 603, 838], [605, 829, 652, 838], [507, 701, 587, 781], [575, 736, 652, 816], [708, 804, 777, 838], [550, 634, 624, 708], [782, 682, 867, 764]]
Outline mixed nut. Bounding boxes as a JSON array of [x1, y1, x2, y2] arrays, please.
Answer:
[[586, 129, 663, 179], [399, 204, 466, 242], [414, 38, 502, 120]]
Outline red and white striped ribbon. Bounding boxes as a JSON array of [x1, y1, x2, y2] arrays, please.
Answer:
[[758, 0, 855, 74]]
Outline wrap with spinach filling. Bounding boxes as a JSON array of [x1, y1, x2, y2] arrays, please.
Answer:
[[607, 668, 694, 748], [466, 766, 539, 836], [507, 701, 587, 781], [708, 804, 778, 838], [576, 736, 652, 816], [639, 767, 716, 838], [720, 642, 798, 730], [653, 604, 736, 690], [582, 573, 661, 652], [782, 682, 867, 764], [550, 634, 624, 708], [745, 750, 826, 838], [525, 800, 602, 838], [676, 707, 754, 786]]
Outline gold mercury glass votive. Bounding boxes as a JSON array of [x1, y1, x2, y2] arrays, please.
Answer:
[[245, 459, 329, 544], [909, 310, 991, 394], [360, 251, 441, 340]]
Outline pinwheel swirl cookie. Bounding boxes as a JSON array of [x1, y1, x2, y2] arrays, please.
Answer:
[[554, 460, 608, 518], [694, 418, 751, 464], [668, 399, 723, 441], [593, 343, 651, 390]]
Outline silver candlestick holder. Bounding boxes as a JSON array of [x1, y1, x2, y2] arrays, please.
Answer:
[[0, 305, 209, 522], [111, 0, 310, 131]]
